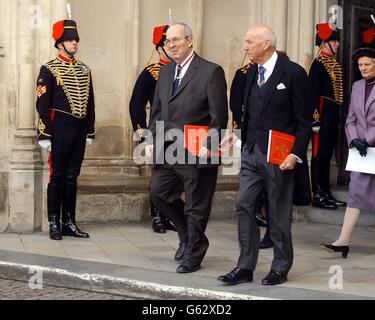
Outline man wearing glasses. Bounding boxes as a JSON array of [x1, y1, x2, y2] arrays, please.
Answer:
[[147, 23, 228, 274]]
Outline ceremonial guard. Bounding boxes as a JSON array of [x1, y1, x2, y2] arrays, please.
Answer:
[[36, 20, 95, 240], [309, 23, 346, 210], [129, 25, 177, 234]]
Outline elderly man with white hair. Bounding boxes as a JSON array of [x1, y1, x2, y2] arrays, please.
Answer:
[[219, 25, 311, 285]]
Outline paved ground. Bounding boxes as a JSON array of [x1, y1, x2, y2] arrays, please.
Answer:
[[0, 220, 375, 299], [0, 278, 131, 300]]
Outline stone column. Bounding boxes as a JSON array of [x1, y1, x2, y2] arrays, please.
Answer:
[[125, 0, 140, 159], [9, 0, 44, 233], [287, 0, 301, 63], [248, 0, 262, 26], [299, 0, 315, 69], [273, 0, 288, 51], [188, 0, 203, 54]]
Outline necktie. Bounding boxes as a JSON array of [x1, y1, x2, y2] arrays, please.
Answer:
[[258, 66, 266, 87], [173, 65, 182, 95]]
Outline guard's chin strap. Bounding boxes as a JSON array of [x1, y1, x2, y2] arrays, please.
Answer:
[[327, 42, 335, 56], [62, 43, 75, 58], [162, 47, 172, 61]]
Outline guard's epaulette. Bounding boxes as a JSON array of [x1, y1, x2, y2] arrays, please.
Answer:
[[146, 63, 162, 81], [239, 64, 251, 75], [316, 53, 343, 105]]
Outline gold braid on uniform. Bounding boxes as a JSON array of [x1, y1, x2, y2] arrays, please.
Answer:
[[317, 53, 343, 105], [239, 64, 251, 75], [38, 119, 51, 137], [146, 63, 162, 81], [44, 58, 91, 118]]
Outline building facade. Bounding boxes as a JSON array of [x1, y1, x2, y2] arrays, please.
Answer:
[[0, 0, 342, 233]]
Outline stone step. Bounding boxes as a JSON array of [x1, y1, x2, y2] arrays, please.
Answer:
[[56, 176, 375, 229]]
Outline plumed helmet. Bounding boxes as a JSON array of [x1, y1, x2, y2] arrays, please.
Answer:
[[315, 23, 340, 46], [52, 20, 80, 48], [153, 25, 169, 48]]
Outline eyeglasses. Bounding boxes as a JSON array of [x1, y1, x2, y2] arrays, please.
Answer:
[[164, 37, 190, 46]]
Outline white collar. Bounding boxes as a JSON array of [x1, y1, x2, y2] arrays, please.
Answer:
[[259, 51, 278, 77]]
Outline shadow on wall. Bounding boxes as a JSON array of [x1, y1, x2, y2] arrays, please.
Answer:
[[0, 172, 9, 233]]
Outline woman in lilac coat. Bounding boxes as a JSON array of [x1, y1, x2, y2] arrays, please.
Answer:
[[322, 43, 375, 258]]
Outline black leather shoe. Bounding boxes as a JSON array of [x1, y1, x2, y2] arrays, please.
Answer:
[[255, 212, 268, 228], [174, 242, 187, 262], [163, 218, 178, 232], [152, 217, 166, 234], [261, 270, 287, 286], [324, 193, 347, 208], [218, 267, 253, 285], [312, 194, 337, 210], [176, 262, 201, 274], [321, 243, 349, 258], [61, 220, 89, 238]]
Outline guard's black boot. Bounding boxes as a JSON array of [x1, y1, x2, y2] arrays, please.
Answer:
[[260, 227, 273, 249], [152, 216, 166, 233], [61, 182, 89, 238], [312, 192, 337, 210], [324, 192, 347, 208], [255, 211, 268, 228], [163, 215, 178, 232], [150, 200, 167, 233], [47, 183, 62, 241]]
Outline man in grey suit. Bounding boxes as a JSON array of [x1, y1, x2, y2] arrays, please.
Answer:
[[147, 23, 228, 274], [219, 25, 311, 285]]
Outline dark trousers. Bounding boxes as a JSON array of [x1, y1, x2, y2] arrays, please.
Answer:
[[50, 112, 87, 186], [236, 144, 294, 274], [150, 165, 218, 265], [48, 112, 88, 222], [311, 102, 339, 195]]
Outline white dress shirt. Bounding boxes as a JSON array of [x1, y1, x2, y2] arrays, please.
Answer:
[[174, 50, 195, 82]]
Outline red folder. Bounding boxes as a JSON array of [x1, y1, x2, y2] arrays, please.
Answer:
[[267, 130, 296, 165], [184, 125, 209, 156]]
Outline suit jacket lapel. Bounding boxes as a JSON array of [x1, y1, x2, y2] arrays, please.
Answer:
[[258, 57, 285, 115], [365, 82, 375, 116], [170, 54, 199, 100], [243, 65, 257, 110], [167, 62, 176, 98]]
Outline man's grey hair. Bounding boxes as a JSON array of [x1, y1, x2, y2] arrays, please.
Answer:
[[259, 28, 277, 48], [171, 22, 193, 39]]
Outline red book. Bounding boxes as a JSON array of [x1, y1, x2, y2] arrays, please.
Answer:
[[267, 130, 296, 165], [184, 125, 209, 156]]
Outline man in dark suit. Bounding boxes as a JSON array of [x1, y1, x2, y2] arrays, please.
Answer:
[[147, 22, 228, 274], [218, 25, 311, 285]]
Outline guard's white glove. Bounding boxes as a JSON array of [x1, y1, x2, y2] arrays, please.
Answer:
[[86, 138, 94, 146], [312, 126, 321, 133], [38, 139, 52, 151]]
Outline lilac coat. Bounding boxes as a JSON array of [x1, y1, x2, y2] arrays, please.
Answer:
[[345, 79, 375, 210]]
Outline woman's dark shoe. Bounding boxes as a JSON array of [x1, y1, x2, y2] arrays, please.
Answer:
[[321, 243, 349, 258]]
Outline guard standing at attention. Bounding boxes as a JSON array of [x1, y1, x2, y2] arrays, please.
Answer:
[[309, 23, 346, 210], [129, 25, 178, 234], [36, 20, 95, 240]]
